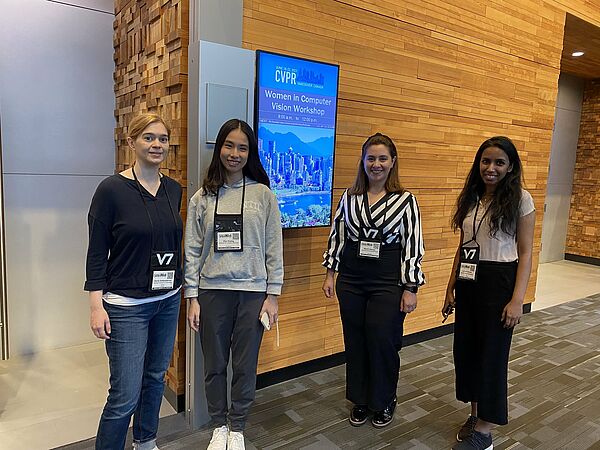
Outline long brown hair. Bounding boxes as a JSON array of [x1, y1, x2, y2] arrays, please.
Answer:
[[202, 119, 270, 195], [348, 133, 404, 195]]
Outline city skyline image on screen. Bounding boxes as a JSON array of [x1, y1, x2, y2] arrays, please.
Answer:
[[255, 50, 339, 229]]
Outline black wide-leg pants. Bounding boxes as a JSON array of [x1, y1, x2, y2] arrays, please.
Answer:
[[336, 241, 406, 412], [454, 260, 518, 426]]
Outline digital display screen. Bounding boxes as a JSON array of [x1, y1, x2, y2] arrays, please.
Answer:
[[255, 50, 339, 229]]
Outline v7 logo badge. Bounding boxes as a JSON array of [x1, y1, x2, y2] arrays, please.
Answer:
[[462, 248, 477, 260], [364, 228, 379, 239], [156, 253, 174, 265]]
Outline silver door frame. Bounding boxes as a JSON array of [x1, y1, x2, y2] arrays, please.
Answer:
[[0, 114, 9, 360]]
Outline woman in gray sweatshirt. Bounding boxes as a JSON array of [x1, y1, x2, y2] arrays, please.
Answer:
[[184, 119, 283, 450]]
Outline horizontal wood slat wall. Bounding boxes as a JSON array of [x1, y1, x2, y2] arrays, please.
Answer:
[[566, 79, 600, 258], [113, 0, 189, 397], [112, 0, 600, 393], [242, 0, 600, 374]]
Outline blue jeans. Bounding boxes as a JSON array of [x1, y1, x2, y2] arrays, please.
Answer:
[[95, 292, 180, 450]]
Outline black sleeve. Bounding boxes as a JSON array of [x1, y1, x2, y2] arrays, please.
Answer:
[[399, 194, 426, 286], [322, 190, 347, 271], [84, 179, 115, 292]]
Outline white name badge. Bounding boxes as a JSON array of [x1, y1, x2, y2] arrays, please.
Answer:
[[151, 270, 175, 290], [358, 240, 381, 259], [216, 231, 242, 251], [457, 244, 480, 281], [457, 262, 477, 281]]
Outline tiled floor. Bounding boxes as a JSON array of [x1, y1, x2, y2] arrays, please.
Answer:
[[0, 341, 176, 450], [1, 260, 599, 449], [533, 260, 600, 311]]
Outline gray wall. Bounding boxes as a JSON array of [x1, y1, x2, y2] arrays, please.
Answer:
[[540, 73, 584, 263], [0, 0, 115, 355]]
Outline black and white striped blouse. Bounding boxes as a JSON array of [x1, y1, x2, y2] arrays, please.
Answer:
[[322, 189, 425, 286]]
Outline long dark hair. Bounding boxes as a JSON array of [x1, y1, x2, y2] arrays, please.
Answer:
[[451, 136, 523, 237], [348, 133, 404, 195], [202, 119, 270, 195]]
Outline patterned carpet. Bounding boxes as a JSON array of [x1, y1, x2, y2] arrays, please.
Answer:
[[58, 293, 600, 450]]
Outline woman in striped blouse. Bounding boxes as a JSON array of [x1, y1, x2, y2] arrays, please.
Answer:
[[322, 132, 425, 428]]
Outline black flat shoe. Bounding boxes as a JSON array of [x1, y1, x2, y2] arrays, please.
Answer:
[[372, 397, 396, 428], [349, 405, 369, 426]]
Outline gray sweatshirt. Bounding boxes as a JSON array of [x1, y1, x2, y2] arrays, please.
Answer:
[[184, 177, 284, 297]]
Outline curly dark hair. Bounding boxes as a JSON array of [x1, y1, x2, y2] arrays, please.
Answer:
[[202, 119, 270, 195], [451, 136, 523, 237]]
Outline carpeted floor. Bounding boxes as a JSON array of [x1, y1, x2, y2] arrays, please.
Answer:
[[57, 293, 600, 450]]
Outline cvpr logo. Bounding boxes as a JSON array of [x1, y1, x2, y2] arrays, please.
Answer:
[[275, 68, 297, 85]]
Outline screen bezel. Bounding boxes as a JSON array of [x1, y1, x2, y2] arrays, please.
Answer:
[[254, 49, 340, 230]]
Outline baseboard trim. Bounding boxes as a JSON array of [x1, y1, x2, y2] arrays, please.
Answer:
[[565, 253, 600, 267], [256, 304, 534, 390], [257, 322, 458, 390], [256, 352, 346, 390]]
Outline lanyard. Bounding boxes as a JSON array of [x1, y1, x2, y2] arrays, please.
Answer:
[[131, 165, 179, 250], [215, 177, 246, 216], [470, 197, 491, 244]]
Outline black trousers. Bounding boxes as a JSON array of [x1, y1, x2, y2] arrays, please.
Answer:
[[454, 260, 518, 426], [199, 289, 265, 431], [336, 242, 406, 412]]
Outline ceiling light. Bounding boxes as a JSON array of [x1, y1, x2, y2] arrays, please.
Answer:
[[572, 51, 585, 57]]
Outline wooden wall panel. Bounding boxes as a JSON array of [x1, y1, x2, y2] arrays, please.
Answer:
[[113, 0, 189, 398], [242, 0, 600, 375], [565, 79, 600, 258], [112, 0, 600, 391]]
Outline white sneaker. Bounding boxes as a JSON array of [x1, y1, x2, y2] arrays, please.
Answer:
[[227, 431, 245, 450], [207, 425, 229, 450], [133, 441, 159, 450]]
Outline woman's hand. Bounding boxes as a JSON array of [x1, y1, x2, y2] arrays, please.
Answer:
[[442, 288, 455, 318], [90, 292, 111, 339], [400, 290, 417, 313], [260, 294, 279, 328], [322, 269, 335, 299], [501, 299, 522, 328], [187, 297, 200, 332]]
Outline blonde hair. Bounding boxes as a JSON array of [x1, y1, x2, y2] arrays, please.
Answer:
[[127, 113, 171, 140]]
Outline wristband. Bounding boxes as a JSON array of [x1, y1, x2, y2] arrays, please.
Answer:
[[404, 284, 418, 294]]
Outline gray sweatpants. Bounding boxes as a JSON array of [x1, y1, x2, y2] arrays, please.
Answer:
[[198, 289, 265, 431]]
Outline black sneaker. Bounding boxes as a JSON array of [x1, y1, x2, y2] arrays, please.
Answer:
[[371, 397, 396, 428], [451, 430, 493, 450], [457, 415, 478, 441], [349, 405, 369, 426]]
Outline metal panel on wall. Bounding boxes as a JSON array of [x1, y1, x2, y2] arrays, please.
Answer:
[[0, 119, 7, 359], [0, 0, 114, 356], [540, 74, 584, 263], [0, 0, 114, 176], [3, 174, 108, 354], [187, 39, 255, 429]]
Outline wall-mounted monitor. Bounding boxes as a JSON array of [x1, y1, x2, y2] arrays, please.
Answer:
[[255, 50, 339, 229]]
